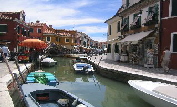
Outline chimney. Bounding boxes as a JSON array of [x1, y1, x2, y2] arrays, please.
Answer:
[[36, 20, 40, 23], [49, 25, 52, 28]]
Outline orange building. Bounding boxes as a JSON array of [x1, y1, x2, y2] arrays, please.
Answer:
[[55, 29, 77, 49], [27, 20, 48, 39]]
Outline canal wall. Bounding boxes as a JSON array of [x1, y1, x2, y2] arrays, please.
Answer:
[[0, 61, 34, 107], [87, 55, 177, 86]]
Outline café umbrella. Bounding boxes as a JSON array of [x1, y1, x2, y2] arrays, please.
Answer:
[[18, 39, 47, 49]]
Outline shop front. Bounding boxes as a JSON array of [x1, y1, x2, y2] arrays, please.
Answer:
[[119, 30, 159, 67]]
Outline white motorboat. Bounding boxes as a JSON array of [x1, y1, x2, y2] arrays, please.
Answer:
[[41, 57, 57, 67], [128, 80, 177, 107], [73, 63, 95, 74]]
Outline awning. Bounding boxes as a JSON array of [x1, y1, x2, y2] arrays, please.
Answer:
[[120, 30, 154, 42]]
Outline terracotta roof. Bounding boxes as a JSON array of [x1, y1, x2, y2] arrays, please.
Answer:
[[57, 32, 72, 36], [44, 28, 55, 34], [27, 22, 47, 26]]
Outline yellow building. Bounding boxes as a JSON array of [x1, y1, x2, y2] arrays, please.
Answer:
[[105, 15, 122, 61]]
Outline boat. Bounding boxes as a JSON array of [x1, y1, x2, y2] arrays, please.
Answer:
[[128, 80, 177, 107], [21, 83, 94, 107], [73, 63, 94, 74], [26, 70, 59, 86], [41, 57, 57, 67]]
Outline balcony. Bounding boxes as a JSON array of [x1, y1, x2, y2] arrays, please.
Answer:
[[130, 24, 141, 30]]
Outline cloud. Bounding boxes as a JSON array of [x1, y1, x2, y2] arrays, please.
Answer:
[[0, 0, 103, 27], [74, 26, 107, 34]]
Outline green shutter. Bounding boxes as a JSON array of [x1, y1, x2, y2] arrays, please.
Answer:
[[0, 25, 8, 33], [172, 0, 177, 16], [173, 34, 177, 52]]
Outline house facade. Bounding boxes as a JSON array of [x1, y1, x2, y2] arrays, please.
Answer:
[[55, 29, 77, 49], [27, 20, 49, 39], [105, 15, 122, 60], [119, 0, 160, 67], [161, 0, 177, 69], [0, 10, 30, 52]]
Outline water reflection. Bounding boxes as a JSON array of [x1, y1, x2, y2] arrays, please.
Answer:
[[40, 57, 153, 107]]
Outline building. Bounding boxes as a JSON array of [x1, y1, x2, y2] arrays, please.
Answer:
[[55, 29, 77, 50], [160, 0, 177, 69], [105, 15, 122, 61], [0, 10, 30, 52], [27, 20, 49, 39], [105, 0, 161, 67]]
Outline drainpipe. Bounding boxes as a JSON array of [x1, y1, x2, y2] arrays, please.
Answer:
[[159, 0, 163, 67]]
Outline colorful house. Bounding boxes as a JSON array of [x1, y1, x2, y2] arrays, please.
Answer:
[[160, 0, 177, 69], [0, 10, 30, 51]]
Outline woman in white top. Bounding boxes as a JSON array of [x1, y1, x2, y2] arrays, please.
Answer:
[[161, 47, 171, 72]]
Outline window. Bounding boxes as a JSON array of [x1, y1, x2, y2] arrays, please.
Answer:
[[21, 27, 24, 35], [30, 28, 33, 33], [46, 37, 51, 42], [65, 38, 69, 43], [109, 25, 111, 35], [56, 37, 60, 42], [171, 0, 177, 16], [0, 24, 8, 33], [24, 30, 27, 36], [117, 21, 120, 32], [37, 28, 42, 33], [107, 44, 111, 53], [122, 17, 129, 31], [171, 33, 177, 52], [126, 0, 129, 8]]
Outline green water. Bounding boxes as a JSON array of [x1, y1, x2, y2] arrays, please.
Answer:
[[40, 57, 153, 107]]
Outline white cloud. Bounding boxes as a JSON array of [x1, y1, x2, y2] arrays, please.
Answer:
[[0, 0, 102, 28], [74, 26, 107, 34], [91, 36, 107, 42]]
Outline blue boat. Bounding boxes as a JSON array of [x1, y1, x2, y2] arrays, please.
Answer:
[[26, 71, 59, 86], [73, 63, 95, 74]]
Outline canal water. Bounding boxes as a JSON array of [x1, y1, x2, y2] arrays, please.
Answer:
[[40, 57, 153, 107]]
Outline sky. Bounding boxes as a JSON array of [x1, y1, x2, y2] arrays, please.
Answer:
[[0, 0, 122, 42]]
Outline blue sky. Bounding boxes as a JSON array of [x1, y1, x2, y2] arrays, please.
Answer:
[[0, 0, 122, 42]]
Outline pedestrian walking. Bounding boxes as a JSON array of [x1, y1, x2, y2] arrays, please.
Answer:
[[2, 45, 10, 58], [161, 47, 171, 73]]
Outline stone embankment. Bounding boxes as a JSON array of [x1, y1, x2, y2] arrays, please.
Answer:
[[88, 55, 177, 85], [0, 61, 33, 107]]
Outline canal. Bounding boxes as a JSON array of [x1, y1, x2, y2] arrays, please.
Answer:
[[39, 57, 153, 107]]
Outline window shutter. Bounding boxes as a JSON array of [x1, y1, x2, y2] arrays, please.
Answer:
[[173, 34, 177, 52], [172, 0, 177, 16]]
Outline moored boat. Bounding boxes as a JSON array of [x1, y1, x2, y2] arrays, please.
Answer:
[[21, 83, 94, 107], [128, 80, 177, 107], [41, 57, 57, 67], [73, 63, 94, 74], [26, 71, 59, 86]]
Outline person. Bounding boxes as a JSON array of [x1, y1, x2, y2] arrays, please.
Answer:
[[2, 45, 10, 58], [161, 47, 171, 73], [0, 47, 3, 61]]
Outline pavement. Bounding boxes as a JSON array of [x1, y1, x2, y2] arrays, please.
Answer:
[[0, 60, 31, 107], [88, 54, 177, 83]]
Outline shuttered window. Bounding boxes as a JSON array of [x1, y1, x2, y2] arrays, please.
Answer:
[[0, 24, 8, 33], [109, 25, 111, 35], [117, 21, 120, 32], [65, 38, 69, 43], [173, 34, 177, 52], [171, 0, 177, 16], [46, 37, 51, 42]]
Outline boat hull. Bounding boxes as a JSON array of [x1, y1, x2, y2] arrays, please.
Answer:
[[21, 83, 94, 107], [26, 72, 59, 86], [128, 80, 177, 107], [73, 63, 94, 75], [41, 61, 57, 67]]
